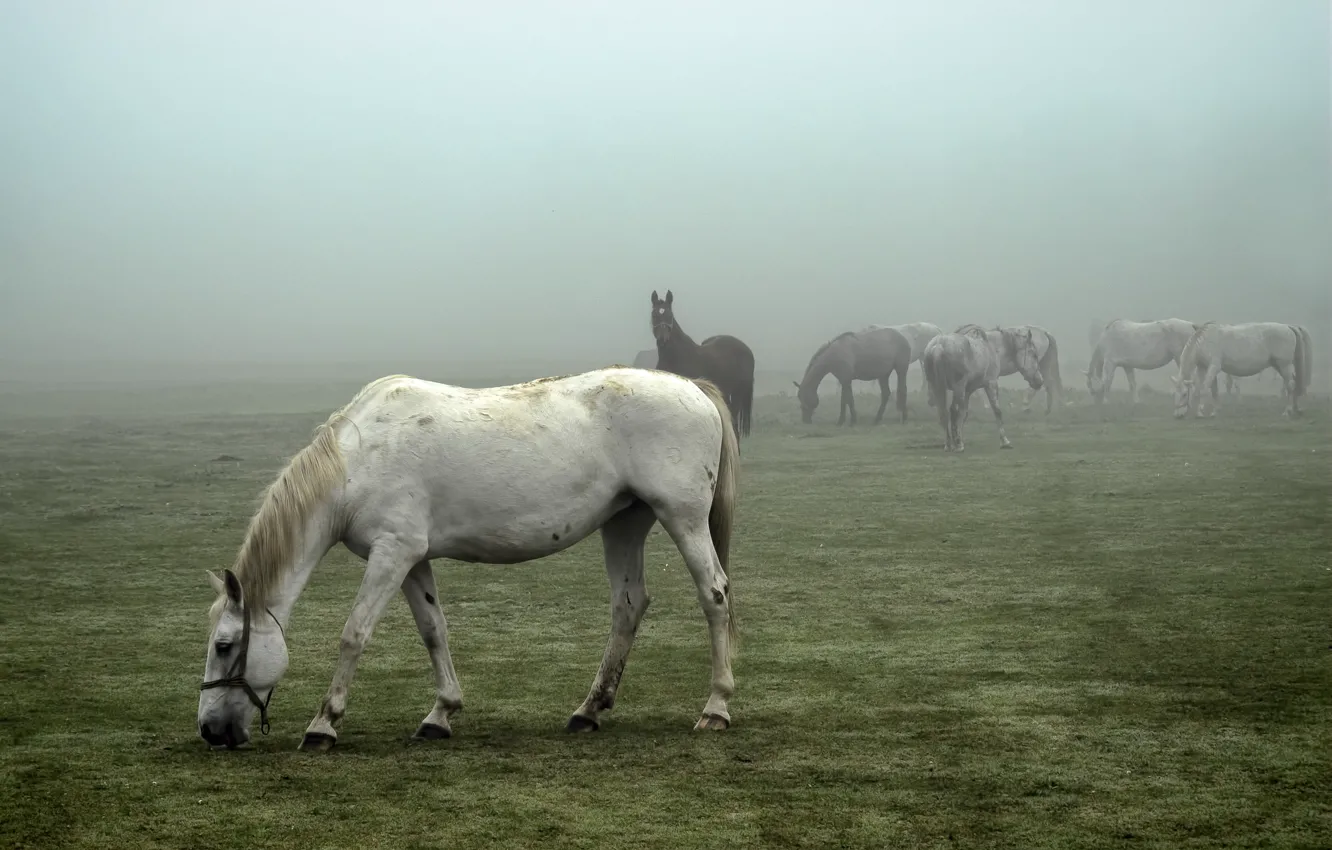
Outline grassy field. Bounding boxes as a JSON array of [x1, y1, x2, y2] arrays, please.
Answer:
[[1, 378, 1329, 849]]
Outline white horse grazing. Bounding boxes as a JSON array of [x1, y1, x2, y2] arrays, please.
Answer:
[[923, 325, 1043, 451], [198, 368, 741, 752], [1171, 322, 1310, 418], [880, 322, 942, 392], [1084, 318, 1196, 406]]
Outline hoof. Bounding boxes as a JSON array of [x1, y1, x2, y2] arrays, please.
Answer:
[[299, 732, 336, 753], [412, 722, 451, 741], [565, 714, 599, 733], [1000, 443, 1013, 450], [693, 713, 730, 731]]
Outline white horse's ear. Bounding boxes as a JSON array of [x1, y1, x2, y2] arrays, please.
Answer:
[[1081, 369, 1089, 376], [206, 569, 226, 596], [1192, 323, 1204, 332], [223, 568, 244, 607]]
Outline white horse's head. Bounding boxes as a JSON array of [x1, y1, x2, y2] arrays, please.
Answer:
[[1012, 329, 1044, 390], [1083, 367, 1106, 399], [197, 569, 289, 749], [1169, 374, 1194, 418]]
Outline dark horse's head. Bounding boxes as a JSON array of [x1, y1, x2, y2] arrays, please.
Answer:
[[650, 290, 676, 344]]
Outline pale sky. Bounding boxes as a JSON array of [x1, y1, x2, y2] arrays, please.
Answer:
[[1, 0, 1327, 372]]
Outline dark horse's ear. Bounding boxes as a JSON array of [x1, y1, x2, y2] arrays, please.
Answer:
[[665, 289, 673, 305], [650, 290, 659, 305], [792, 381, 801, 391]]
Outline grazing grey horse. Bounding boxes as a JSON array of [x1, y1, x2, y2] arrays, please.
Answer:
[[1085, 318, 1196, 406], [794, 325, 913, 425], [1171, 322, 1311, 418], [923, 325, 1043, 452], [949, 323, 1065, 414]]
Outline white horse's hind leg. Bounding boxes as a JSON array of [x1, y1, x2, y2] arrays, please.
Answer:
[[568, 501, 657, 732], [950, 383, 971, 452], [656, 509, 735, 730], [1274, 362, 1298, 416], [402, 560, 465, 740], [983, 383, 1013, 449], [935, 384, 953, 450], [301, 535, 424, 752], [1124, 367, 1137, 405]]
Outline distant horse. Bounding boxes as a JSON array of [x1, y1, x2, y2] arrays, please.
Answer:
[[632, 349, 657, 369], [793, 325, 913, 425], [950, 323, 1065, 414], [1085, 318, 1196, 406], [650, 290, 755, 438], [922, 325, 1043, 452], [198, 369, 741, 752], [874, 322, 942, 393], [1171, 322, 1310, 418]]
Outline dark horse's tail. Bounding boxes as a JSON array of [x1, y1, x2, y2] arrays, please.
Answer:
[[732, 377, 754, 438]]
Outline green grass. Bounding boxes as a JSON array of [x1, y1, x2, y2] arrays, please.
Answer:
[[1, 381, 1329, 849]]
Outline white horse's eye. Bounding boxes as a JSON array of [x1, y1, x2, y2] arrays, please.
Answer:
[[215, 642, 233, 654]]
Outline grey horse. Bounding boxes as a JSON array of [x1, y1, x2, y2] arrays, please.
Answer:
[[793, 326, 913, 425], [949, 323, 1065, 414], [923, 325, 1044, 452]]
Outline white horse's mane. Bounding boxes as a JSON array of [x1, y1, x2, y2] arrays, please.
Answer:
[[208, 375, 408, 623]]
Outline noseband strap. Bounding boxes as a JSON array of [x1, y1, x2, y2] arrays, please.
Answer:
[[200, 605, 283, 735]]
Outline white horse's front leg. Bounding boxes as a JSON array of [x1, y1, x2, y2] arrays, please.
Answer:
[[1198, 365, 1221, 417], [983, 382, 1012, 448], [402, 560, 465, 740], [658, 511, 735, 731], [1124, 367, 1137, 406], [569, 502, 656, 732], [301, 536, 424, 752], [1101, 361, 1117, 400], [950, 384, 971, 452]]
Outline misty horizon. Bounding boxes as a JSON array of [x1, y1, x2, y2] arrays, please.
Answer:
[[2, 2, 1328, 382]]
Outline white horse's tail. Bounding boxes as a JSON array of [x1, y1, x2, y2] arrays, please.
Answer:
[[923, 345, 947, 409], [690, 377, 740, 655], [1291, 325, 1308, 398]]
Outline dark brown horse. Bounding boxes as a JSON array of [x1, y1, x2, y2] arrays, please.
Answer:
[[650, 289, 755, 438]]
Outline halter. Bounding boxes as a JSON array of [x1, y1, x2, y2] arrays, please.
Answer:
[[199, 604, 284, 735]]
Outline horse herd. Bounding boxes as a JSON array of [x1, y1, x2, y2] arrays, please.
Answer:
[[195, 292, 1315, 752], [642, 290, 1315, 452]]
